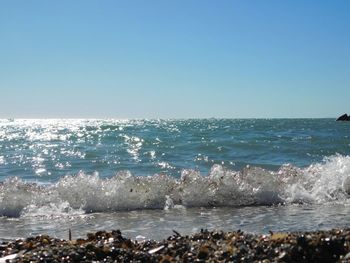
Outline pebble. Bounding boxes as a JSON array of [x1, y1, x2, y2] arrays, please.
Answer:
[[0, 228, 350, 262]]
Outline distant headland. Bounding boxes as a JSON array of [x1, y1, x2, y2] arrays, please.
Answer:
[[336, 114, 350, 121]]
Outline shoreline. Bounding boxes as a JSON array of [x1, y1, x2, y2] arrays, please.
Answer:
[[1, 229, 350, 262]]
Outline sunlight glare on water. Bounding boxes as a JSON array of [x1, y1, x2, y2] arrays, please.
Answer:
[[1, 118, 350, 240]]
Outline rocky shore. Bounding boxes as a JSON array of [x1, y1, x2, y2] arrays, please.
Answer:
[[1, 229, 350, 262]]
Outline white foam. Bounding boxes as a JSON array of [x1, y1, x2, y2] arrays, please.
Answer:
[[283, 154, 350, 204], [21, 201, 84, 218], [0, 177, 38, 217], [1, 154, 350, 218]]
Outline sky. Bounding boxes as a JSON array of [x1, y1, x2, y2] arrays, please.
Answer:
[[0, 1, 349, 119]]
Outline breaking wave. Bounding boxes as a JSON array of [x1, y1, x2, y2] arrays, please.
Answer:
[[1, 154, 350, 218]]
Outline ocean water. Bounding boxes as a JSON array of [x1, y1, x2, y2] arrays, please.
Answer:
[[1, 118, 350, 241]]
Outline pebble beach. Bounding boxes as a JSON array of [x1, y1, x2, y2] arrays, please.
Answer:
[[1, 228, 350, 262]]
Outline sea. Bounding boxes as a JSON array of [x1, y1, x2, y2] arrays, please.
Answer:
[[1, 118, 350, 241]]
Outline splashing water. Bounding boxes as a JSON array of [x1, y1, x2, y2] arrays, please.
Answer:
[[1, 119, 350, 240], [0, 155, 349, 218]]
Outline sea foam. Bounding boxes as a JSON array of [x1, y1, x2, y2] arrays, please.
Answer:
[[1, 154, 350, 218]]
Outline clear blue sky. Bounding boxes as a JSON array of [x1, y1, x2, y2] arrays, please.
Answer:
[[1, 1, 349, 118]]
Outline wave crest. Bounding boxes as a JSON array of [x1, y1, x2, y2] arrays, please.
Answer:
[[1, 154, 350, 217]]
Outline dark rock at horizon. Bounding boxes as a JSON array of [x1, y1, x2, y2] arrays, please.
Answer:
[[336, 114, 350, 121]]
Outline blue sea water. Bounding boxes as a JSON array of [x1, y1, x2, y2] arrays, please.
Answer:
[[1, 118, 350, 240]]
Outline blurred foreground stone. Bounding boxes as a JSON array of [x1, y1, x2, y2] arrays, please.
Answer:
[[1, 228, 350, 262]]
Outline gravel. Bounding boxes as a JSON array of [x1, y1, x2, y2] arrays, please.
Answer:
[[1, 228, 350, 262]]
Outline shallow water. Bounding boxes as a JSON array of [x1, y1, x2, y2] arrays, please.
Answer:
[[1, 204, 350, 241]]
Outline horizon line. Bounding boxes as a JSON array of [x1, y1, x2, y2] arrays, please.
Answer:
[[0, 116, 338, 120]]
